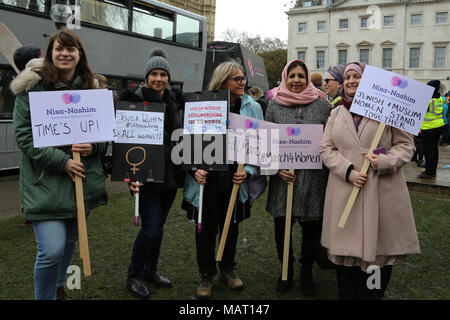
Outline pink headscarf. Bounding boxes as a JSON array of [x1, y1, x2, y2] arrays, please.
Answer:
[[274, 59, 327, 106]]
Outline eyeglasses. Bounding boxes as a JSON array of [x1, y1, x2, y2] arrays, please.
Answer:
[[228, 76, 247, 84], [324, 78, 337, 84]]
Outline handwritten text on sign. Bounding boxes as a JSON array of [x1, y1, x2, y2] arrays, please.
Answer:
[[184, 100, 227, 134], [350, 65, 435, 135], [29, 89, 117, 148], [228, 113, 324, 170], [115, 110, 164, 145]]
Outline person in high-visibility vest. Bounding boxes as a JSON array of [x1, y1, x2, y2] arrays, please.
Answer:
[[324, 65, 344, 108], [417, 80, 446, 179]]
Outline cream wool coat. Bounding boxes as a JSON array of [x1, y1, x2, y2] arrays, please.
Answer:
[[319, 106, 420, 264]]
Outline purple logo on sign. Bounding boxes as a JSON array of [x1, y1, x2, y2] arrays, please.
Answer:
[[286, 126, 301, 136], [62, 93, 81, 104], [391, 76, 408, 89], [245, 119, 259, 129]]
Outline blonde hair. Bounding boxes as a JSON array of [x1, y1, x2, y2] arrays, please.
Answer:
[[94, 74, 107, 89], [248, 85, 263, 100], [208, 60, 244, 91]]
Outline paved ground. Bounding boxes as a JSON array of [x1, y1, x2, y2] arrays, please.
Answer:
[[1, 145, 449, 221]]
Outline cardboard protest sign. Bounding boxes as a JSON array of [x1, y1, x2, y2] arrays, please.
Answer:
[[228, 113, 323, 170], [29, 89, 117, 148], [182, 90, 229, 171], [0, 23, 21, 74], [111, 101, 165, 183], [349, 65, 434, 135]]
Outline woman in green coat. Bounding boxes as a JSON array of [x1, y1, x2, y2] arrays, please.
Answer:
[[11, 30, 107, 300]]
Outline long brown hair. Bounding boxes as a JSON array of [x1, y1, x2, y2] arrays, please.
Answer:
[[40, 29, 95, 90]]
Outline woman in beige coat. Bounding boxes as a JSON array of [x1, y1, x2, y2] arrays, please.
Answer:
[[319, 62, 420, 300]]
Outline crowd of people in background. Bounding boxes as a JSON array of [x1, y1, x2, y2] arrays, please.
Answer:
[[9, 28, 449, 301]]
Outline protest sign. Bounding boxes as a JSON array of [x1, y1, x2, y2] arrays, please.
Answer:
[[339, 66, 434, 229], [182, 90, 229, 171], [29, 89, 116, 148], [111, 101, 165, 184], [349, 65, 434, 135], [227, 113, 323, 170]]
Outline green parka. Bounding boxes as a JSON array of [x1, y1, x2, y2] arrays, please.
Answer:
[[11, 69, 108, 220]]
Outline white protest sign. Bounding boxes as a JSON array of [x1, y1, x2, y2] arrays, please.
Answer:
[[29, 89, 117, 148], [115, 110, 164, 145], [350, 65, 435, 135], [227, 113, 323, 170], [183, 100, 228, 134], [0, 23, 21, 74]]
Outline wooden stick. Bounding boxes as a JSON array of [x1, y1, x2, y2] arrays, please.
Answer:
[[338, 122, 386, 229], [134, 181, 140, 226], [73, 151, 91, 276], [216, 163, 244, 262], [282, 169, 295, 281]]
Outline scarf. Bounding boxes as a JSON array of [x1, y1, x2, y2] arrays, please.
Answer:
[[340, 62, 366, 131], [274, 59, 327, 106]]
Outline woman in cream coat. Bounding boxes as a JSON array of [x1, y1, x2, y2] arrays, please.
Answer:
[[319, 61, 420, 300]]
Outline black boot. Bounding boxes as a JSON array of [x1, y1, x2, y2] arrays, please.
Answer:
[[300, 265, 315, 297], [276, 262, 293, 293], [143, 270, 172, 288], [126, 275, 150, 300]]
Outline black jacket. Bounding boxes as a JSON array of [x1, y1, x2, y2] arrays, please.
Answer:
[[118, 86, 184, 195]]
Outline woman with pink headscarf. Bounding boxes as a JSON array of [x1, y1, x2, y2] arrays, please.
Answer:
[[319, 62, 420, 299], [265, 60, 331, 296]]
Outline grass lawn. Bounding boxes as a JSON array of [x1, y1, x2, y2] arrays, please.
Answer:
[[0, 190, 449, 300]]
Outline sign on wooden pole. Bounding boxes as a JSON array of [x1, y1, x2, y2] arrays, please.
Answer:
[[337, 65, 434, 228]]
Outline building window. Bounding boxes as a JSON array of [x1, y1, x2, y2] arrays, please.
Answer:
[[411, 14, 422, 25], [338, 50, 347, 65], [0, 0, 46, 13], [81, 0, 129, 31], [298, 23, 307, 33], [359, 49, 369, 64], [298, 51, 306, 61], [317, 21, 326, 32], [384, 15, 394, 27], [316, 51, 325, 69], [409, 48, 420, 68], [339, 19, 348, 29], [436, 12, 448, 24], [382, 48, 393, 68], [434, 47, 446, 68], [361, 17, 368, 28]]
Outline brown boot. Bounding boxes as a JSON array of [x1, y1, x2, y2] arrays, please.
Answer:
[[196, 274, 213, 300], [219, 269, 244, 291]]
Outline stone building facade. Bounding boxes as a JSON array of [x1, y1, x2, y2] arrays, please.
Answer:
[[159, 0, 216, 42], [287, 0, 450, 91]]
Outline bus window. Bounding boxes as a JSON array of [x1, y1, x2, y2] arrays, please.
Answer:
[[0, 69, 15, 119], [1, 0, 47, 13], [132, 3, 173, 40], [80, 0, 128, 31], [176, 14, 201, 48]]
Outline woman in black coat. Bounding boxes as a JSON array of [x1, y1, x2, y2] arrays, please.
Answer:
[[123, 49, 183, 300]]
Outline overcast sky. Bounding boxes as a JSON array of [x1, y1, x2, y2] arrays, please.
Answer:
[[214, 0, 291, 42]]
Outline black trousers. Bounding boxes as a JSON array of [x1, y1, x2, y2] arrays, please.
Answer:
[[422, 126, 444, 175], [274, 218, 331, 274], [335, 265, 393, 300], [195, 179, 247, 276]]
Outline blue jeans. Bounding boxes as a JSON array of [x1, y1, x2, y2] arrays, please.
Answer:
[[32, 218, 78, 300], [127, 189, 177, 277]]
